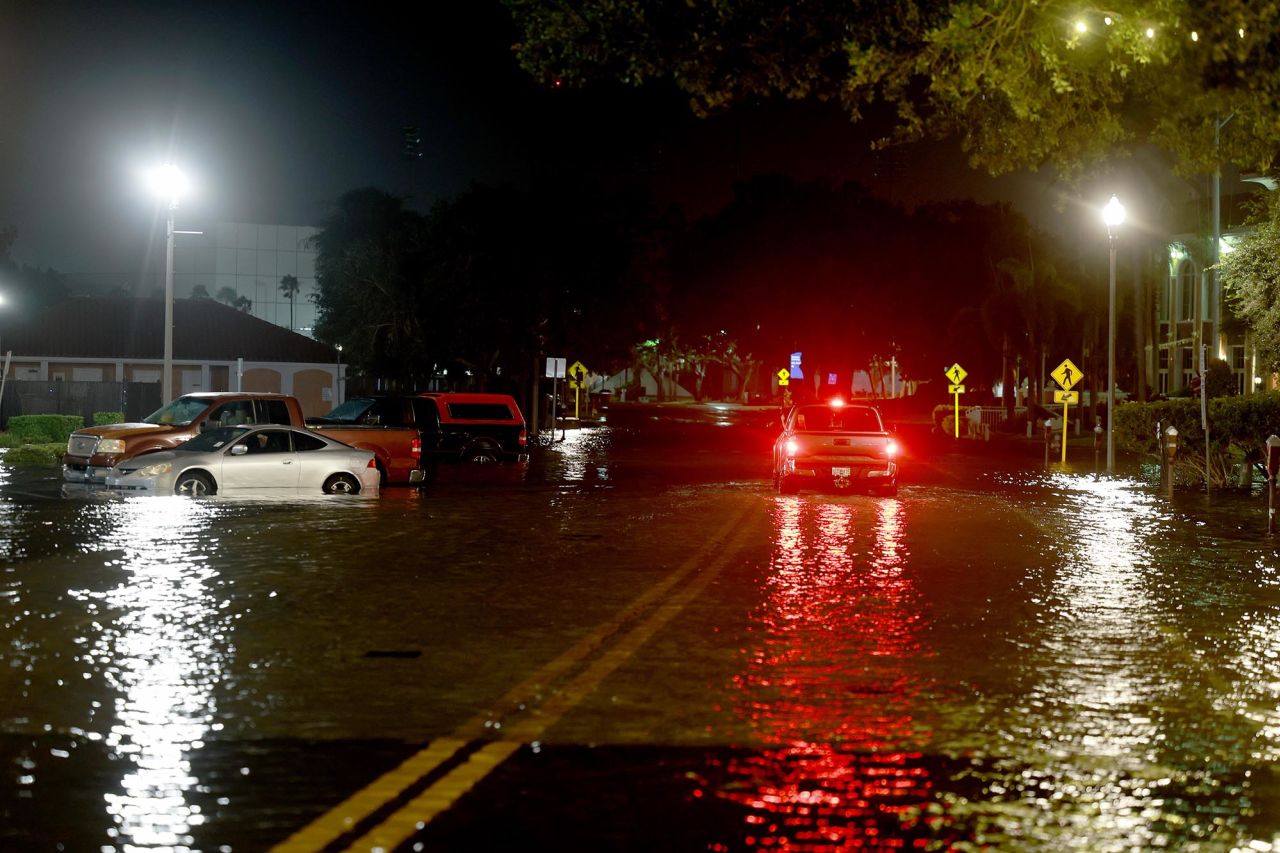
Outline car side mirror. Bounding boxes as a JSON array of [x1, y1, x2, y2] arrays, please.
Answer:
[[198, 420, 211, 432], [230, 444, 249, 456]]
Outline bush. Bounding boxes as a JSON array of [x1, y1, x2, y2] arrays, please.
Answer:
[[93, 411, 124, 426], [2, 443, 65, 467], [7, 414, 83, 444], [1113, 392, 1280, 487]]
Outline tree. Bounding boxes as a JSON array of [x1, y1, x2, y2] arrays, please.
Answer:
[[503, 0, 1280, 179], [0, 224, 70, 314], [191, 284, 210, 299], [278, 274, 300, 330], [215, 286, 239, 306], [1220, 192, 1280, 376]]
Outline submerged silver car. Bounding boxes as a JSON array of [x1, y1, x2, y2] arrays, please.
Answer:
[[105, 425, 380, 497]]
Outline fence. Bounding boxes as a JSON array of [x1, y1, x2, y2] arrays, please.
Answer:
[[0, 381, 163, 431]]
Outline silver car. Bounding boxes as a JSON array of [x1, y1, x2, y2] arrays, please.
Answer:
[[105, 425, 381, 497]]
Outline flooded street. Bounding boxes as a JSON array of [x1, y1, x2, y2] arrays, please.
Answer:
[[3, 413, 1280, 851]]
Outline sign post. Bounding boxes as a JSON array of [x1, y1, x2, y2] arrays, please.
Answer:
[[945, 363, 967, 438], [1050, 358, 1082, 466], [568, 360, 588, 423], [546, 357, 566, 440], [1200, 345, 1210, 493]]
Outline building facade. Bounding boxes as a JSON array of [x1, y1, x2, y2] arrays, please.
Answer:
[[174, 222, 321, 338]]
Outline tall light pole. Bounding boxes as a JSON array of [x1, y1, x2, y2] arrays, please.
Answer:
[[1102, 195, 1126, 474], [147, 164, 189, 405], [335, 344, 344, 405]]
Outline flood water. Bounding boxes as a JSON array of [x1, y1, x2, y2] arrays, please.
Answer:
[[3, 412, 1280, 851]]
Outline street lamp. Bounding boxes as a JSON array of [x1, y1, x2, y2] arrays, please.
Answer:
[[146, 164, 189, 405], [335, 344, 344, 405], [1102, 194, 1126, 474]]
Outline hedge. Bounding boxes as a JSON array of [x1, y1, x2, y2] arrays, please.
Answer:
[[93, 411, 124, 426], [1113, 393, 1280, 486], [6, 414, 84, 444], [3, 443, 66, 466]]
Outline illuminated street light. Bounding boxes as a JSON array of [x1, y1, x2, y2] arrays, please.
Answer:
[[146, 163, 188, 405], [1102, 195, 1126, 473]]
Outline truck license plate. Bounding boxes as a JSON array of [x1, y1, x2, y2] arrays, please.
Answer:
[[832, 467, 851, 477]]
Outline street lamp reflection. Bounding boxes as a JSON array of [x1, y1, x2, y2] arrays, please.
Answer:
[[88, 497, 224, 850]]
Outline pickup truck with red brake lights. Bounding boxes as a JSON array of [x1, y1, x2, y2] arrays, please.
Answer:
[[772, 399, 899, 496]]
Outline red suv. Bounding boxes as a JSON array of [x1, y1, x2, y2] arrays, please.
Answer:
[[418, 392, 529, 463]]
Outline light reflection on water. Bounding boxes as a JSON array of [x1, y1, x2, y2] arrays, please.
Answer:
[[963, 470, 1280, 850], [68, 497, 226, 852], [713, 496, 942, 850]]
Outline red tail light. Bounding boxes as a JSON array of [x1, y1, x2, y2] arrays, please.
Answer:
[[366, 457, 377, 468], [785, 438, 799, 457], [411, 436, 421, 458], [518, 428, 527, 448], [885, 439, 899, 458]]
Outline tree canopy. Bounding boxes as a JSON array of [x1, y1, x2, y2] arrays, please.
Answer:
[[503, 0, 1280, 179], [1220, 192, 1280, 376]]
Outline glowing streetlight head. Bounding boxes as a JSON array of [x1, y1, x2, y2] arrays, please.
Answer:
[[1102, 195, 1126, 228], [146, 163, 189, 204], [1074, 20, 1087, 33]]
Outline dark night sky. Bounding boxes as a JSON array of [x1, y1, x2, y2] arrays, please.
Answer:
[[0, 1, 1065, 285]]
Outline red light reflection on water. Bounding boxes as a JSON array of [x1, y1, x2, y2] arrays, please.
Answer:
[[710, 498, 952, 850]]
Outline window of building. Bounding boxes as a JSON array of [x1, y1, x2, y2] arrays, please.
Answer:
[[1178, 261, 1196, 321]]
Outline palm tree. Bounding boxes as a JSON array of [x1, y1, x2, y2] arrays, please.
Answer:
[[279, 274, 300, 330]]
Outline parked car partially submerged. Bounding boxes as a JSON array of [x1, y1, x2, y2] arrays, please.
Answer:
[[105, 424, 380, 497], [772, 399, 899, 496]]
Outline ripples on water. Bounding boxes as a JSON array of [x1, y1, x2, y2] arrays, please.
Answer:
[[703, 469, 1280, 851]]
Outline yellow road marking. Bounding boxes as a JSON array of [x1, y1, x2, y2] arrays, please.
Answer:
[[341, 520, 756, 852], [272, 499, 755, 853], [350, 741, 522, 851], [268, 737, 468, 851]]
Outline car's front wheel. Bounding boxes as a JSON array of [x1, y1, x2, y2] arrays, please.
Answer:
[[174, 471, 215, 497], [323, 473, 361, 495]]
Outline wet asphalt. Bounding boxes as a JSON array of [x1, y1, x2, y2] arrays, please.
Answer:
[[3, 406, 1280, 852]]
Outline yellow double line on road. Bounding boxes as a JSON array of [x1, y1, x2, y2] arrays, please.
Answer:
[[271, 500, 755, 852]]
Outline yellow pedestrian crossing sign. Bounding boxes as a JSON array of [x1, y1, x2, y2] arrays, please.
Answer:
[[776, 368, 790, 387], [945, 363, 967, 385], [1051, 358, 1081, 391], [568, 360, 588, 381], [1053, 390, 1079, 404]]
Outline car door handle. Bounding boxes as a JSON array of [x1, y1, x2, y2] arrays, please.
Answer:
[[282, 459, 293, 465]]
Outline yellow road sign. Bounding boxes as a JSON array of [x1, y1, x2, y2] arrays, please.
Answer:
[[568, 360, 588, 380], [948, 384, 965, 394], [945, 363, 967, 385], [777, 368, 790, 386], [1051, 358, 1081, 391], [1053, 390, 1079, 404]]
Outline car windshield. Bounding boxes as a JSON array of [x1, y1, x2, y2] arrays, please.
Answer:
[[143, 396, 215, 426], [318, 398, 374, 422], [794, 405, 881, 432], [179, 426, 253, 452]]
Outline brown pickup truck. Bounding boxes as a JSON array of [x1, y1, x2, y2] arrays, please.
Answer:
[[63, 392, 305, 484], [304, 396, 426, 485]]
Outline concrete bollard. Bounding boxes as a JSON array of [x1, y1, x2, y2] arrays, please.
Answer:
[[1094, 419, 1104, 475]]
